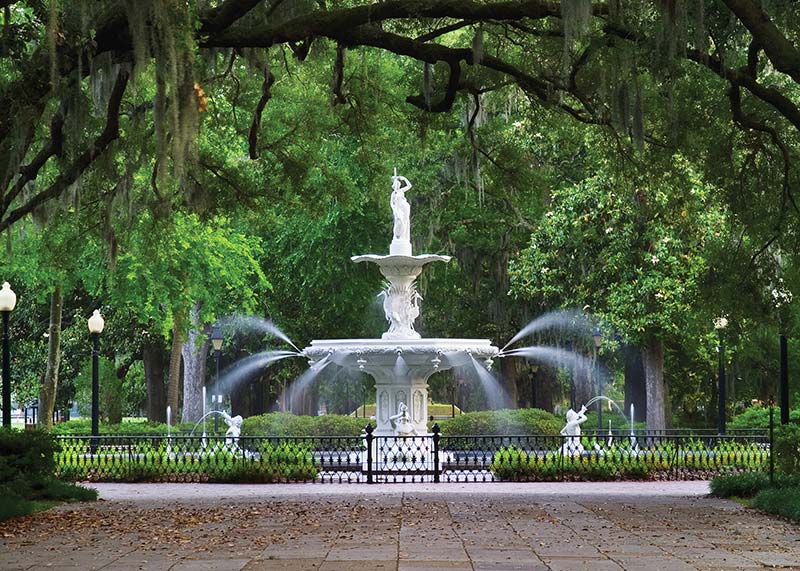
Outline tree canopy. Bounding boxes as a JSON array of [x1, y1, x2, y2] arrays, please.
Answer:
[[2, 0, 800, 429]]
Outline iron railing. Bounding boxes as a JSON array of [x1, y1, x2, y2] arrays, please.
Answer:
[[54, 427, 769, 484]]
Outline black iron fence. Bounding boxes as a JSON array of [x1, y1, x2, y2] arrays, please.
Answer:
[[54, 426, 769, 484]]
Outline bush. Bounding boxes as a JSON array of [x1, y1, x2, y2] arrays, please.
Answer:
[[0, 428, 96, 520], [51, 419, 198, 436], [0, 428, 58, 488], [438, 408, 562, 436], [728, 405, 799, 430], [710, 472, 800, 498], [752, 487, 800, 522], [773, 423, 800, 475], [490, 445, 536, 481], [241, 413, 367, 437]]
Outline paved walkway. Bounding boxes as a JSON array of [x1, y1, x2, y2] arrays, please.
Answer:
[[2, 481, 800, 570]]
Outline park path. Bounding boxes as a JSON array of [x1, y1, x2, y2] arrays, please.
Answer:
[[2, 481, 800, 570]]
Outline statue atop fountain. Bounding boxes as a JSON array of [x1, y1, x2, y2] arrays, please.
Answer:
[[390, 171, 412, 255]]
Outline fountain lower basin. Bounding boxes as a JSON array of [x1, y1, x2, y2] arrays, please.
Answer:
[[304, 338, 498, 435]]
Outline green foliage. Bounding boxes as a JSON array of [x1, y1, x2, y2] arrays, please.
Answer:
[[709, 472, 800, 498], [728, 406, 800, 430], [0, 428, 96, 520], [490, 438, 767, 482], [438, 408, 562, 436], [510, 164, 726, 342], [51, 419, 197, 435], [54, 438, 318, 483], [73, 356, 123, 423], [0, 428, 58, 486], [752, 487, 800, 522], [241, 413, 367, 437], [774, 423, 800, 475]]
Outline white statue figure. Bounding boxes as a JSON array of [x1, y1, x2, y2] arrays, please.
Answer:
[[560, 405, 587, 456], [390, 171, 412, 244], [220, 412, 243, 446], [389, 402, 417, 436]]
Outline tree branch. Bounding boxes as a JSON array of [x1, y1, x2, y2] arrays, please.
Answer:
[[248, 65, 275, 159], [722, 0, 800, 84], [2, 103, 65, 215], [0, 68, 130, 232]]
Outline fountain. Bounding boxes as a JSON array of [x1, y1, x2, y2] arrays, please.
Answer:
[[302, 171, 498, 436]]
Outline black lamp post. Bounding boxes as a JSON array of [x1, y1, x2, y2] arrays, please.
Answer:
[[0, 282, 16, 427], [210, 323, 223, 433], [87, 309, 105, 447], [714, 317, 727, 435], [566, 340, 576, 411], [529, 364, 539, 408], [780, 333, 789, 425], [592, 327, 603, 430]]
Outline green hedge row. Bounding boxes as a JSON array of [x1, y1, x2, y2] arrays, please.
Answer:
[[438, 408, 563, 436]]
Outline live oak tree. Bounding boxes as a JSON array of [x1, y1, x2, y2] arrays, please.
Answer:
[[510, 162, 729, 430], [2, 0, 799, 239]]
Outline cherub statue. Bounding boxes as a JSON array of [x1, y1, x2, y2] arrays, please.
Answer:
[[560, 405, 587, 456], [220, 412, 243, 447], [389, 402, 417, 436]]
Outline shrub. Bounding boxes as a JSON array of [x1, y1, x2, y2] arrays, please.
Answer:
[[710, 472, 800, 498], [0, 429, 96, 520], [490, 445, 536, 481], [51, 419, 198, 436], [773, 423, 800, 475], [728, 405, 799, 430], [438, 408, 562, 436], [240, 413, 366, 437], [752, 487, 800, 522], [0, 428, 59, 494]]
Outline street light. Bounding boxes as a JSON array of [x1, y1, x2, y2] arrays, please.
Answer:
[[210, 323, 223, 432], [714, 316, 728, 435], [592, 327, 603, 430], [0, 282, 16, 428], [529, 364, 540, 409], [88, 309, 105, 446]]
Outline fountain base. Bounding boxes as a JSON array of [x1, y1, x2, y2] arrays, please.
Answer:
[[304, 338, 498, 436]]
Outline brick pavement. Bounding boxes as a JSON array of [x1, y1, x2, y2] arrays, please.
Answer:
[[1, 482, 799, 570]]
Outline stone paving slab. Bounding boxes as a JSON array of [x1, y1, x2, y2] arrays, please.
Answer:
[[2, 481, 800, 570]]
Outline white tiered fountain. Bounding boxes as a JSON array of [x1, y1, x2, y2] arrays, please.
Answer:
[[302, 171, 498, 436]]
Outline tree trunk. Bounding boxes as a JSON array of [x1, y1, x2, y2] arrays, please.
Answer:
[[641, 338, 666, 431], [38, 285, 63, 429], [499, 357, 519, 408], [166, 310, 185, 424], [622, 344, 647, 422], [143, 336, 167, 422], [181, 303, 209, 423]]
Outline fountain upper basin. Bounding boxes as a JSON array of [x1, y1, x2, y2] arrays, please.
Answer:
[[303, 338, 498, 367]]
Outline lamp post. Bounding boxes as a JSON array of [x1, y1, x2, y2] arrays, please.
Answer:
[[714, 316, 728, 435], [529, 364, 539, 409], [592, 327, 603, 430], [210, 324, 223, 433], [87, 309, 105, 448], [566, 340, 576, 411], [0, 282, 16, 427], [780, 333, 789, 425]]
